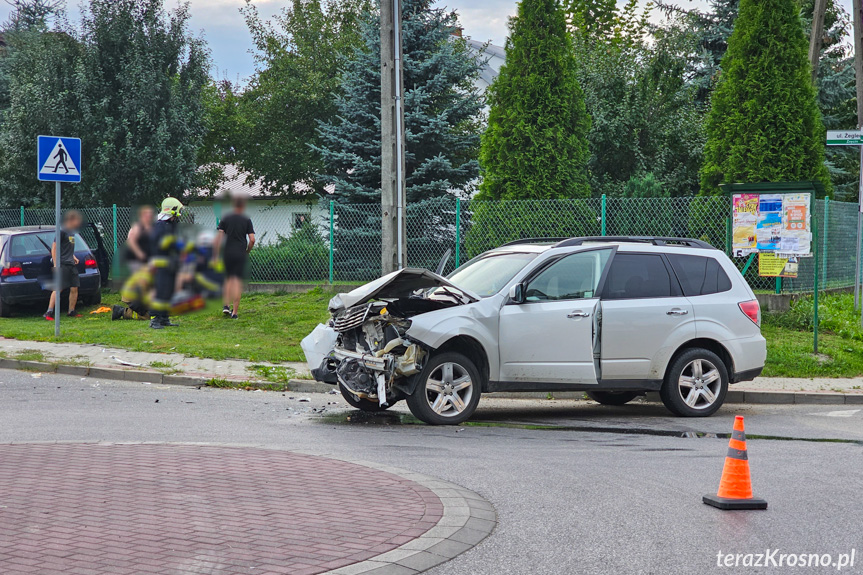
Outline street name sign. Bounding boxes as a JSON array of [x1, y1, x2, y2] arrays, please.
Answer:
[[826, 130, 863, 146]]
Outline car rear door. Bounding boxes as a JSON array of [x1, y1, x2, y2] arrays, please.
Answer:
[[498, 248, 613, 384], [599, 252, 696, 381]]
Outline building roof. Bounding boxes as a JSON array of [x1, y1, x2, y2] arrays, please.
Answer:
[[464, 38, 505, 91], [192, 164, 335, 200]]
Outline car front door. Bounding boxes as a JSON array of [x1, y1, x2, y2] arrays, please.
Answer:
[[599, 252, 696, 381], [498, 248, 613, 384]]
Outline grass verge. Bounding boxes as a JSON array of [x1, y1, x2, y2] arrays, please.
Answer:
[[0, 289, 330, 363]]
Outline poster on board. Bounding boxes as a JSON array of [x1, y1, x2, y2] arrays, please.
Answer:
[[731, 193, 811, 257], [732, 194, 758, 256], [758, 253, 799, 278]]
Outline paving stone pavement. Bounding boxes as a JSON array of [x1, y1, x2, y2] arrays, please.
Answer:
[[0, 443, 495, 575]]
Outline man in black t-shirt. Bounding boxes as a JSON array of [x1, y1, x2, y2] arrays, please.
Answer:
[[44, 210, 82, 320], [214, 195, 255, 319]]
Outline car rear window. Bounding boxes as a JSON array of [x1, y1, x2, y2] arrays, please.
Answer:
[[603, 253, 675, 299], [667, 254, 732, 296], [8, 232, 89, 259]]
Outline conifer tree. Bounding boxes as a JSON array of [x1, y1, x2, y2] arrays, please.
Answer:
[[477, 0, 591, 200], [700, 0, 829, 194]]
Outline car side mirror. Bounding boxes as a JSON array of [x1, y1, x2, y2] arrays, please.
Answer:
[[509, 283, 525, 304]]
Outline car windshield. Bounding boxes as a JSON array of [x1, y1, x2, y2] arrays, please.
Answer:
[[9, 231, 89, 259], [446, 251, 539, 297]]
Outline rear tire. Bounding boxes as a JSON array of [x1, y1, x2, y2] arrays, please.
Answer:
[[407, 352, 481, 425], [339, 383, 393, 412], [660, 348, 728, 417], [586, 391, 640, 406], [0, 297, 9, 318], [82, 291, 102, 307]]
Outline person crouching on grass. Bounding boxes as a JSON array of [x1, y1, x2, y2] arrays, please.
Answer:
[[213, 194, 255, 319], [44, 210, 83, 320]]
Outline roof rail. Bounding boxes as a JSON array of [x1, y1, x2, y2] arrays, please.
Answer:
[[554, 236, 715, 249], [501, 237, 569, 247]]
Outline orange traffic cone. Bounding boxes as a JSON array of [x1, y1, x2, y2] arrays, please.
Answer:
[[703, 415, 767, 510]]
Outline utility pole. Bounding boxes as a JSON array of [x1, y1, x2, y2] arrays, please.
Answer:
[[808, 0, 828, 85], [854, 0, 863, 315], [381, 0, 406, 274]]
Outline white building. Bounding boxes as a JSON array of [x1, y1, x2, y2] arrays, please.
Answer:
[[186, 164, 333, 246]]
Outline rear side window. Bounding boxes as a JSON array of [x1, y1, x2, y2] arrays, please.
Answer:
[[668, 254, 732, 296], [603, 253, 675, 299]]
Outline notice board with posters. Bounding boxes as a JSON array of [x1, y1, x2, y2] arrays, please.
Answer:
[[731, 193, 812, 258]]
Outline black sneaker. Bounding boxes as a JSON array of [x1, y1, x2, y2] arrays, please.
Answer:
[[43, 310, 55, 321], [68, 310, 81, 318], [222, 305, 231, 316], [231, 313, 238, 320]]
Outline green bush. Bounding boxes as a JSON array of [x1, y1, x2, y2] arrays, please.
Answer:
[[249, 223, 329, 282], [464, 199, 600, 258]]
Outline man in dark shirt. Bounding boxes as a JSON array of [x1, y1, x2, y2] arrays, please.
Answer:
[[44, 210, 82, 320], [214, 195, 255, 319]]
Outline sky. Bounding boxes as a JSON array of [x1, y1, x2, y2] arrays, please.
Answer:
[[0, 0, 856, 83]]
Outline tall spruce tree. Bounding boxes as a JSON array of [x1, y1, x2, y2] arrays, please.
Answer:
[[700, 0, 829, 194], [314, 0, 484, 204], [477, 0, 591, 200]]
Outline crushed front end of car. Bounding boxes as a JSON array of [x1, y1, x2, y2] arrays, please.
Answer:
[[301, 268, 477, 408]]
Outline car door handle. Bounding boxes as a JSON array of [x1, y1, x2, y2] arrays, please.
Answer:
[[567, 310, 590, 318], [666, 308, 689, 316]]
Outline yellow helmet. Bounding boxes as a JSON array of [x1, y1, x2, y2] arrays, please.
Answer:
[[160, 197, 184, 219]]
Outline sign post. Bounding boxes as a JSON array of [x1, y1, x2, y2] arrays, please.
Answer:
[[37, 136, 82, 337], [826, 130, 863, 323]]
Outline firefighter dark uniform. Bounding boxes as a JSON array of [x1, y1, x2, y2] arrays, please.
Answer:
[[149, 198, 184, 329]]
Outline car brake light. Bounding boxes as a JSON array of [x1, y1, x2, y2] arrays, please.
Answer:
[[738, 300, 760, 326], [84, 258, 98, 269], [1, 265, 23, 277]]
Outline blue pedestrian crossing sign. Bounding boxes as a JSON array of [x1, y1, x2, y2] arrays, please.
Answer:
[[37, 136, 81, 183]]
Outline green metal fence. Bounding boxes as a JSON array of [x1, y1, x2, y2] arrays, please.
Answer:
[[2, 196, 860, 294]]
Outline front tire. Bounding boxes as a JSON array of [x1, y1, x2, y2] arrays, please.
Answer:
[[339, 383, 393, 412], [407, 352, 481, 425], [0, 297, 9, 317], [586, 391, 640, 406], [660, 348, 728, 417]]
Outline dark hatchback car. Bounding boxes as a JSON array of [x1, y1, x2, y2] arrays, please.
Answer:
[[0, 226, 105, 317]]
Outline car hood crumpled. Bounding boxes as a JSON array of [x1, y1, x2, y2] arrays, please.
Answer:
[[328, 268, 479, 312]]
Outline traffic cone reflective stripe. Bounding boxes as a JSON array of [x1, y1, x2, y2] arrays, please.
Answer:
[[703, 416, 767, 510]]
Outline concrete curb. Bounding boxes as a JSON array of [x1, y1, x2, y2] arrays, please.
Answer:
[[1, 361, 861, 404], [318, 458, 496, 575]]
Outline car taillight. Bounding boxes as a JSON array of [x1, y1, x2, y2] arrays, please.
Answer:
[[1, 265, 23, 277], [84, 258, 98, 269], [738, 299, 760, 326]]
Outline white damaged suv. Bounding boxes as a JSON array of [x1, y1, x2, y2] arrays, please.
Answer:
[[303, 237, 766, 425]]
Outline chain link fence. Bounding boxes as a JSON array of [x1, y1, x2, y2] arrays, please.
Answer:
[[1, 196, 860, 294]]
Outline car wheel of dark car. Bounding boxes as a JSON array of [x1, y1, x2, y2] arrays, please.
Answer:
[[586, 391, 640, 406], [407, 352, 481, 425], [660, 348, 728, 417], [82, 291, 101, 307], [0, 297, 9, 318], [339, 383, 394, 412]]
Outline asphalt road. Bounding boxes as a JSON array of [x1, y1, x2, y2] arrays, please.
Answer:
[[1, 369, 862, 575]]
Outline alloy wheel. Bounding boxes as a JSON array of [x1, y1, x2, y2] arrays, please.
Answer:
[[677, 358, 722, 410], [424, 361, 473, 418]]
